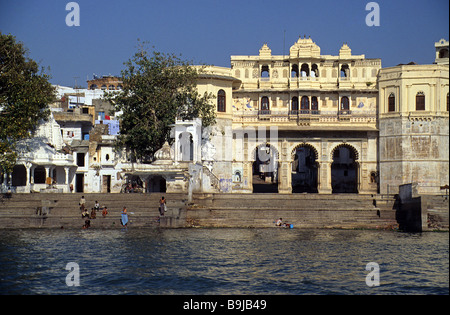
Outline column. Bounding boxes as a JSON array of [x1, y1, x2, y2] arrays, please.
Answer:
[[25, 162, 32, 193], [244, 161, 253, 192], [64, 167, 70, 193], [278, 161, 292, 194], [318, 161, 332, 194]]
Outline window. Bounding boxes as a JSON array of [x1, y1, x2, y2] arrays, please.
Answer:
[[301, 96, 309, 110], [311, 64, 319, 77], [261, 96, 270, 111], [388, 93, 395, 112], [341, 96, 350, 110], [300, 64, 310, 77], [90, 84, 98, 90], [416, 92, 425, 111], [77, 153, 85, 167], [291, 64, 299, 78], [98, 111, 105, 120], [261, 65, 270, 78], [291, 97, 299, 111], [340, 64, 350, 78], [311, 96, 318, 111], [439, 48, 449, 59], [217, 89, 226, 112]]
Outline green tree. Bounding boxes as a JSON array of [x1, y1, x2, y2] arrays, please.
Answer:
[[105, 43, 216, 162], [0, 33, 55, 174]]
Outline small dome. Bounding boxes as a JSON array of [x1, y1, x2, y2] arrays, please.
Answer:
[[153, 141, 174, 164]]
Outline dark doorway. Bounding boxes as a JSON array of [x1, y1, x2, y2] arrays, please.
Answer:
[[148, 176, 167, 193], [12, 165, 27, 187], [292, 146, 318, 193], [102, 175, 111, 193], [331, 145, 358, 193], [75, 173, 84, 193], [252, 144, 278, 193]]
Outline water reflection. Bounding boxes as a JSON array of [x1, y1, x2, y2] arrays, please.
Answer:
[[0, 228, 448, 295]]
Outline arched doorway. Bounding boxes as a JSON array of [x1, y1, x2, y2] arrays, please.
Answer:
[[179, 132, 193, 161], [331, 144, 358, 193], [252, 143, 278, 193], [12, 165, 27, 187], [291, 144, 318, 193], [148, 175, 167, 193]]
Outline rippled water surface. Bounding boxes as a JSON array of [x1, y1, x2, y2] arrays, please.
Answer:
[[0, 228, 448, 295]]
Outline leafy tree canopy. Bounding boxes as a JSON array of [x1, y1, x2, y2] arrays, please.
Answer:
[[105, 42, 216, 162], [0, 33, 55, 173]]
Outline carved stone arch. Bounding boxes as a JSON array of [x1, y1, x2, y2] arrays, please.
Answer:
[[291, 143, 319, 161], [250, 142, 280, 162], [330, 143, 359, 161]]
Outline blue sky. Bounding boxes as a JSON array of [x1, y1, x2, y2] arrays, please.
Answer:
[[1, 0, 448, 87]]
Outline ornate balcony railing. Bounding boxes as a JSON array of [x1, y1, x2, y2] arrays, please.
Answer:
[[233, 109, 377, 124]]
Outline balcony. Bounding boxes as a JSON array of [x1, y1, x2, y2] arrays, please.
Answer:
[[232, 109, 377, 129]]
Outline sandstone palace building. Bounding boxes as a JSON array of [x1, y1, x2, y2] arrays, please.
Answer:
[[2, 37, 449, 196], [194, 37, 448, 196]]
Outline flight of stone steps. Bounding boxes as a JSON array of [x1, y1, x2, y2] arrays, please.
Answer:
[[188, 193, 398, 229], [0, 193, 187, 229]]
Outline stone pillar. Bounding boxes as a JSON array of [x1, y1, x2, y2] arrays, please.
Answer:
[[243, 161, 253, 192], [278, 161, 292, 194], [25, 162, 32, 193], [318, 161, 332, 194], [64, 167, 70, 193]]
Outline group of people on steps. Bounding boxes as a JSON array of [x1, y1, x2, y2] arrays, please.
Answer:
[[79, 195, 167, 229]]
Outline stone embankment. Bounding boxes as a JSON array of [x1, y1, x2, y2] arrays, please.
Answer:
[[0, 192, 422, 230], [1, 192, 448, 230]]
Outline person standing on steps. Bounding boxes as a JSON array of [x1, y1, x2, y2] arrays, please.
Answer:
[[121, 206, 129, 227], [159, 196, 167, 216], [79, 195, 86, 211]]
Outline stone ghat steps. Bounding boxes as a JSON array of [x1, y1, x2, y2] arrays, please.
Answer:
[[0, 193, 187, 228], [186, 208, 396, 229], [0, 193, 187, 217], [192, 193, 379, 211], [188, 193, 396, 229]]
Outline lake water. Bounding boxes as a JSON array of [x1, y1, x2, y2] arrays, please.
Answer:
[[0, 228, 448, 295]]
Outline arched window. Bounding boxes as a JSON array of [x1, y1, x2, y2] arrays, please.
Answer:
[[217, 89, 226, 112], [311, 64, 319, 78], [388, 93, 395, 112], [291, 64, 299, 78], [340, 64, 350, 78], [291, 97, 299, 111], [90, 84, 98, 90], [300, 63, 310, 77], [311, 96, 318, 111], [301, 96, 309, 110], [416, 92, 425, 111], [341, 96, 350, 110], [261, 96, 270, 111], [108, 85, 115, 90]]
